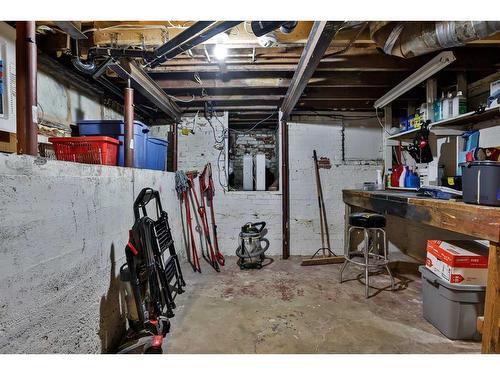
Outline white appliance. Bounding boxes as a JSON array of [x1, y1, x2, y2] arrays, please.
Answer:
[[255, 153, 266, 191], [243, 154, 253, 191]]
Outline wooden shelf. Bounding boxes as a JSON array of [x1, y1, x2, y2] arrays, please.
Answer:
[[387, 105, 500, 141]]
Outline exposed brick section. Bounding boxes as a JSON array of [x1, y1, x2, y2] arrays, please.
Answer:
[[229, 128, 279, 189]]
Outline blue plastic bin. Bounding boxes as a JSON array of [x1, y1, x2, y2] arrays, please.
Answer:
[[145, 137, 168, 171], [77, 120, 149, 168]]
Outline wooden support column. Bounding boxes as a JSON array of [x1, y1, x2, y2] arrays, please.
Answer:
[[482, 242, 500, 353], [15, 21, 38, 155], [124, 84, 134, 168], [382, 105, 393, 171], [280, 112, 290, 259]]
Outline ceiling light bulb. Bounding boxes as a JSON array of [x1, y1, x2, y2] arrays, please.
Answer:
[[213, 44, 228, 61]]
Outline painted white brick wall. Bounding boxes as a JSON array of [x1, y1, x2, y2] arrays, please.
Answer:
[[178, 113, 283, 257], [178, 113, 384, 258], [288, 119, 383, 255]]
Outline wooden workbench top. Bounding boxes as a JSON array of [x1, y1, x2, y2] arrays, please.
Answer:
[[343, 189, 500, 243]]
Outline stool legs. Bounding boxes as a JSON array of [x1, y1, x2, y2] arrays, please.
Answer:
[[340, 225, 394, 298], [363, 228, 370, 298], [339, 226, 355, 283], [381, 229, 396, 291]]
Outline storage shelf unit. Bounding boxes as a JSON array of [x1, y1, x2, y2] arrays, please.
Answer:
[[387, 105, 500, 141]]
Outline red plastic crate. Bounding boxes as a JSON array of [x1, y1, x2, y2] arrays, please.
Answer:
[[49, 136, 120, 166]]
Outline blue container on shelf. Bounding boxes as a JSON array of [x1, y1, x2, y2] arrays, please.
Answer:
[[145, 137, 168, 171], [77, 120, 149, 168]]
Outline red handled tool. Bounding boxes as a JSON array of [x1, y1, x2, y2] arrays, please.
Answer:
[[199, 163, 225, 267], [182, 187, 201, 273], [187, 172, 220, 272]]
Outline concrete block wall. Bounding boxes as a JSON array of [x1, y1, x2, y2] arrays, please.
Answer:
[[287, 119, 383, 255], [177, 113, 283, 256], [0, 154, 182, 353]]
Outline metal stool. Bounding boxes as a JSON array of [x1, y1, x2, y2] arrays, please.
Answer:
[[339, 212, 395, 298]]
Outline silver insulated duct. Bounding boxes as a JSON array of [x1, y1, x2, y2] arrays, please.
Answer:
[[370, 21, 500, 58]]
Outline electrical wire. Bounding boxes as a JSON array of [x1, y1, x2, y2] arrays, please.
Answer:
[[323, 22, 368, 58], [375, 107, 393, 136], [166, 93, 197, 103], [229, 111, 278, 134]]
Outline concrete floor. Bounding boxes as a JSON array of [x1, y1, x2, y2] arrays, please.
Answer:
[[163, 256, 481, 354]]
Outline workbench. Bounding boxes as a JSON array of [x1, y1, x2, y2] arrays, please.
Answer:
[[342, 189, 500, 354]]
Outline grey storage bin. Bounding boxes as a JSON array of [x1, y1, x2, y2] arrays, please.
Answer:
[[460, 161, 500, 206], [419, 266, 485, 341]]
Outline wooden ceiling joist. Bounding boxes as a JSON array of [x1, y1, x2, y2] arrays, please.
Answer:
[[280, 21, 343, 121]]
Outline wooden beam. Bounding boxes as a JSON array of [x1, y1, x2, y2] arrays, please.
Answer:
[[280, 21, 342, 121], [482, 242, 500, 353], [110, 59, 182, 122], [157, 77, 290, 89]]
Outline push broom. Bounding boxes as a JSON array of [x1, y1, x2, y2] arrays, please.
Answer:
[[301, 150, 344, 266]]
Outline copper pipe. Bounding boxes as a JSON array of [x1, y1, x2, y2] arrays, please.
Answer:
[[15, 22, 38, 155], [124, 86, 134, 168], [25, 21, 37, 156], [15, 21, 38, 155]]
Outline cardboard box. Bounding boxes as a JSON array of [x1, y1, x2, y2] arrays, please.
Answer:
[[426, 240, 489, 286]]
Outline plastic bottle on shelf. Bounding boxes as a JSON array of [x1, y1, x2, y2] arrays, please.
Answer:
[[386, 169, 392, 188], [452, 91, 467, 117], [434, 93, 444, 122], [399, 165, 408, 188], [441, 93, 450, 120]]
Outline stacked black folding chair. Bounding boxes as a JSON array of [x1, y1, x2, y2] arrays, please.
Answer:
[[133, 187, 186, 316], [117, 187, 186, 354]]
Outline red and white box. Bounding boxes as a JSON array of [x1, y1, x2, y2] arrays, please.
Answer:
[[426, 240, 489, 286]]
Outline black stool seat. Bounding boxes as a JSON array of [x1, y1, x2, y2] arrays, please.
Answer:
[[349, 212, 386, 228]]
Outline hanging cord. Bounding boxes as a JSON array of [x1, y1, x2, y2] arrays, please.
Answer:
[[229, 111, 278, 134], [376, 107, 393, 136], [175, 170, 189, 196], [323, 22, 368, 58]]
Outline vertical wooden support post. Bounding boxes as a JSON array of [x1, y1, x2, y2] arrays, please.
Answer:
[[172, 122, 178, 172], [426, 78, 437, 121], [15, 21, 37, 156], [280, 112, 290, 259], [482, 242, 500, 353], [124, 83, 134, 168], [457, 72, 467, 96], [382, 105, 393, 171]]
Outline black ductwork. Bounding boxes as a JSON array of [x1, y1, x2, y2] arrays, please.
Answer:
[[147, 21, 242, 68], [280, 22, 298, 34], [70, 39, 96, 74], [250, 21, 287, 37]]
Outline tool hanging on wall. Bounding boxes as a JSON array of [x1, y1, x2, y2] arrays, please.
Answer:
[[176, 171, 201, 273], [187, 171, 221, 272], [200, 163, 225, 267], [404, 121, 433, 164], [301, 150, 344, 266]]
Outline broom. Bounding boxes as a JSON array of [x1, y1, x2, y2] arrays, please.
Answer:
[[301, 150, 344, 266]]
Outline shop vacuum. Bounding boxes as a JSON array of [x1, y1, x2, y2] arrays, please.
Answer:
[[236, 222, 272, 269]]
